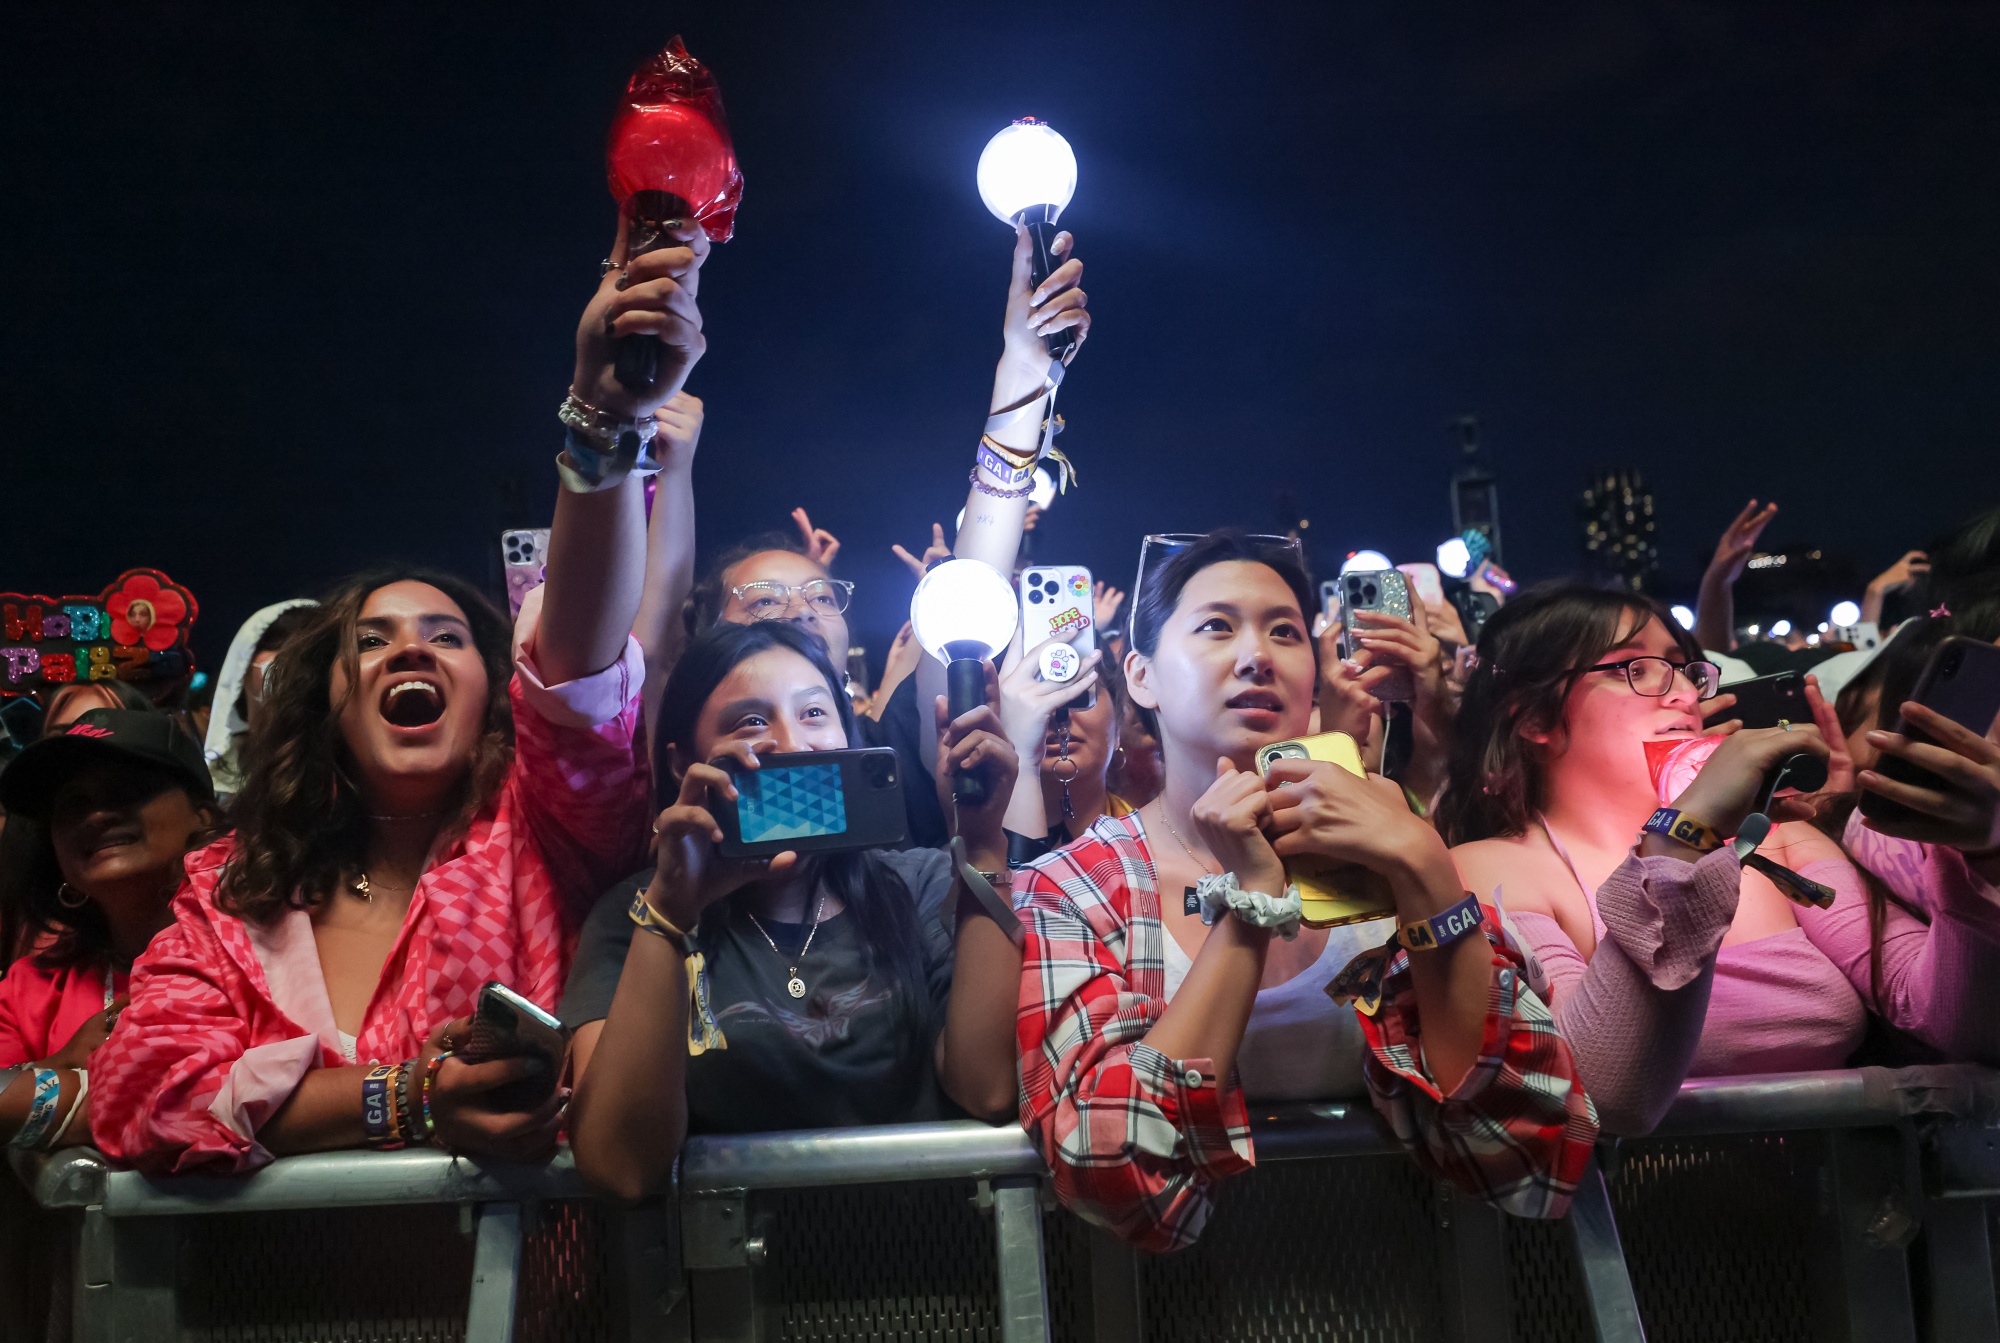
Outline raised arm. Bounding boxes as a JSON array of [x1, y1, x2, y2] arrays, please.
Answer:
[[633, 392, 704, 727], [538, 220, 709, 686], [1693, 499, 1777, 655]]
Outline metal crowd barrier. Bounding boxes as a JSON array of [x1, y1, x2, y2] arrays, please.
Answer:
[[12, 1065, 2000, 1342]]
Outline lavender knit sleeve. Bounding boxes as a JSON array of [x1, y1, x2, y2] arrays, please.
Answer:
[[1505, 846, 1742, 1136], [1797, 823, 2000, 1065]]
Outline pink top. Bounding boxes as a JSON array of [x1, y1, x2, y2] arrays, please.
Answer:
[[90, 629, 649, 1175], [0, 952, 125, 1067]]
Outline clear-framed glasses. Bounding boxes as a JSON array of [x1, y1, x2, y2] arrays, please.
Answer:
[[729, 578, 856, 620], [1579, 656, 1723, 701], [1130, 532, 1307, 644]]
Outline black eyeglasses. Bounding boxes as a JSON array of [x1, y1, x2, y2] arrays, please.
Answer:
[[1578, 656, 1723, 701]]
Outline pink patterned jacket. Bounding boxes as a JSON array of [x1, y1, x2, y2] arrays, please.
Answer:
[[91, 634, 648, 1175]]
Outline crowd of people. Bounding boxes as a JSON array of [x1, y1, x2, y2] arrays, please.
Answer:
[[4, 210, 2000, 1261]]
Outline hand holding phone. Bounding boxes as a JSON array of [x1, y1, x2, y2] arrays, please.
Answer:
[[714, 747, 908, 858], [454, 983, 572, 1112], [1860, 637, 2000, 828], [1336, 571, 1416, 702], [1255, 733, 1400, 927]]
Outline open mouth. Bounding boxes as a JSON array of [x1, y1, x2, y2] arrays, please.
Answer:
[[1226, 690, 1284, 714], [381, 679, 446, 730]]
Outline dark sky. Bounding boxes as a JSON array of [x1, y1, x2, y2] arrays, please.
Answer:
[[5, 3, 1997, 669]]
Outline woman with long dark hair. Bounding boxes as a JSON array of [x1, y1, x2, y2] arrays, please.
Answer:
[[565, 620, 1023, 1199], [1015, 531, 1595, 1252], [90, 213, 706, 1173]]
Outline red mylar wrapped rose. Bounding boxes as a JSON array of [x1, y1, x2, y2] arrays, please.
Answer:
[[606, 36, 743, 243], [1644, 734, 1722, 806]]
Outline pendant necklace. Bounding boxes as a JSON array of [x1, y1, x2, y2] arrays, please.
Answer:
[[1155, 801, 1221, 917], [746, 891, 827, 1000]]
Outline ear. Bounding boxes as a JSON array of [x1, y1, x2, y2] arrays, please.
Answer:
[[1124, 649, 1159, 712]]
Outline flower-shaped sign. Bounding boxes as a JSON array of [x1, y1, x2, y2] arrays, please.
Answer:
[[0, 568, 199, 696]]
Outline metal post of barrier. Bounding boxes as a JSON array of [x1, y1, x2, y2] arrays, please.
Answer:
[[73, 1206, 178, 1343], [1435, 1183, 1511, 1343], [1921, 1197, 2000, 1342], [989, 1176, 1052, 1343], [1822, 1127, 1920, 1343], [466, 1201, 525, 1343], [1085, 1223, 1143, 1343], [1566, 1159, 1646, 1343]]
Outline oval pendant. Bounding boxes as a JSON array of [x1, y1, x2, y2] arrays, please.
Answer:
[[786, 976, 807, 999]]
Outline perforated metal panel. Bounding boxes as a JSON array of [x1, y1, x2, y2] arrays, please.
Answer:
[[753, 1179, 1003, 1341], [1502, 1213, 1593, 1342], [1138, 1154, 1448, 1343], [518, 1201, 627, 1343]]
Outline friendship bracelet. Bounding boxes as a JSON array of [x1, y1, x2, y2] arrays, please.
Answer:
[[47, 1069, 89, 1148], [629, 890, 691, 953], [1193, 872, 1303, 941], [968, 467, 1035, 500], [1641, 808, 1726, 854], [361, 1064, 401, 1148], [1398, 892, 1484, 953], [421, 1051, 451, 1145], [11, 1068, 62, 1150]]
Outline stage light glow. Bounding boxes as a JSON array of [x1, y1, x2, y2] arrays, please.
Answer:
[[977, 120, 1077, 224], [1341, 550, 1393, 574], [1030, 465, 1057, 510], [1830, 600, 1862, 627], [1770, 619, 1793, 637], [1670, 605, 1696, 630], [1436, 537, 1472, 578]]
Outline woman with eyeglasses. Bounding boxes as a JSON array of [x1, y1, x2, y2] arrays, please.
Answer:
[[1437, 584, 1917, 1135]]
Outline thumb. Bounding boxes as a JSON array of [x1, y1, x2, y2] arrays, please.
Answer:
[[1010, 222, 1034, 291]]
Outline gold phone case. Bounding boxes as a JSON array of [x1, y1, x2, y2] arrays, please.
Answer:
[[1256, 732, 1399, 928]]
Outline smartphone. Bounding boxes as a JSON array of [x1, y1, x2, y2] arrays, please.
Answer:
[[1019, 565, 1097, 710], [501, 528, 550, 618], [1862, 637, 2000, 824], [1397, 562, 1446, 609], [458, 982, 570, 1111], [1720, 670, 1809, 731], [1255, 732, 1399, 928], [715, 747, 909, 858], [1319, 579, 1340, 622], [1452, 587, 1500, 643], [1336, 570, 1415, 701]]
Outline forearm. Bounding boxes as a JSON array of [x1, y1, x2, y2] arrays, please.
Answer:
[[635, 463, 697, 725], [938, 894, 1026, 1121], [538, 475, 649, 685], [1694, 572, 1735, 653], [260, 1066, 368, 1155], [1002, 759, 1051, 838], [1389, 850, 1492, 1092], [568, 929, 690, 1199], [1144, 917, 1268, 1082], [1860, 584, 1888, 628]]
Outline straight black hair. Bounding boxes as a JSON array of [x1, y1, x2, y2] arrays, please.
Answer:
[[652, 620, 933, 1035], [682, 531, 816, 642]]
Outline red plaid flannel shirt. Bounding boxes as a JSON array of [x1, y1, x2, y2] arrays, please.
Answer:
[[1015, 813, 1597, 1253], [93, 647, 648, 1175]]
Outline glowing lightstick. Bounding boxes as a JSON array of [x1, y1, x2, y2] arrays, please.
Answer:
[[911, 559, 1019, 805], [977, 118, 1079, 360], [605, 36, 744, 391]]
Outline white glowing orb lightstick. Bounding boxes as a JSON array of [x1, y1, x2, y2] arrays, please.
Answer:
[[911, 558, 1020, 804], [978, 118, 1078, 359], [1670, 604, 1696, 630], [1436, 537, 1473, 579], [1829, 600, 1862, 627], [1340, 550, 1393, 575]]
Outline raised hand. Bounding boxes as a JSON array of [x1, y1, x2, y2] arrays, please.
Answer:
[[997, 637, 1102, 762], [1671, 722, 1831, 835], [790, 508, 841, 568], [1316, 619, 1392, 741], [1706, 499, 1780, 586], [573, 215, 709, 418], [646, 743, 798, 929], [935, 686, 1021, 868], [653, 391, 705, 470], [1190, 758, 1286, 898], [1091, 581, 1127, 633], [892, 524, 951, 581]]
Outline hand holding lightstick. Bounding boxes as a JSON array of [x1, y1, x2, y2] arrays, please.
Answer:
[[977, 119, 1080, 362], [911, 560, 1020, 806], [605, 37, 744, 393]]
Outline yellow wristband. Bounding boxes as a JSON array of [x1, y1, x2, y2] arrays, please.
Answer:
[[629, 890, 691, 949]]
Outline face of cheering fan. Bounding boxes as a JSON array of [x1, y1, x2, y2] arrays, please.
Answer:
[[48, 761, 208, 911], [719, 550, 851, 665], [330, 581, 491, 808], [679, 647, 849, 774], [1540, 613, 1704, 800], [1127, 560, 1316, 770]]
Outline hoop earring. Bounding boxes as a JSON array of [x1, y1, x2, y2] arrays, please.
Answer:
[[57, 883, 88, 909]]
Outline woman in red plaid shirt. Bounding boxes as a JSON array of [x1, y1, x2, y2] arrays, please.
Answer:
[[1013, 531, 1598, 1252]]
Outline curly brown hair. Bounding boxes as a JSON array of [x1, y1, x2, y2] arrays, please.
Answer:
[[1435, 583, 1701, 846], [214, 568, 514, 924]]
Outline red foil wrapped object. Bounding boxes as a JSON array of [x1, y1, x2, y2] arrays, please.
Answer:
[[606, 36, 743, 242], [1644, 735, 1722, 806]]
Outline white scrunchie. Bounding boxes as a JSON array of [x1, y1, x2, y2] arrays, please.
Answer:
[[1194, 872, 1303, 941]]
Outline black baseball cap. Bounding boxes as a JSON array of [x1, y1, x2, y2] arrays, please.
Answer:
[[0, 708, 214, 822]]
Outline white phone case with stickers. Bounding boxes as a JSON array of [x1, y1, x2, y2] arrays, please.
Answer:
[[1018, 565, 1097, 709]]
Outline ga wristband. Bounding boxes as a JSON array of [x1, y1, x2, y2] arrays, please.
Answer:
[[361, 1064, 401, 1148], [1398, 891, 1484, 952], [1642, 807, 1726, 855]]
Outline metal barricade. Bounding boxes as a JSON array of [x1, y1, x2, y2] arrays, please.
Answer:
[[14, 1066, 2000, 1342]]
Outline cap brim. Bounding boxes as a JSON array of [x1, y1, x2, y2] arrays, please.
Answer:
[[0, 734, 210, 823]]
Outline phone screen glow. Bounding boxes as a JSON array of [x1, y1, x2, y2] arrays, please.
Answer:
[[737, 762, 848, 842]]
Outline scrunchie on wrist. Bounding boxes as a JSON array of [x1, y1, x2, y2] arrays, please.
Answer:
[[1194, 872, 1303, 941]]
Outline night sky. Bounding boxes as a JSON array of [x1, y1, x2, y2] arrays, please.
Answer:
[[5, 4, 1997, 673]]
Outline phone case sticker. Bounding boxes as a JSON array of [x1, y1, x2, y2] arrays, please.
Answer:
[[738, 762, 848, 842], [1047, 605, 1089, 639], [1068, 573, 1090, 596], [1039, 642, 1081, 682]]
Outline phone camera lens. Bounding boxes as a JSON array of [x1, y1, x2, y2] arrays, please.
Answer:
[[1028, 590, 1043, 603], [1943, 648, 1964, 677], [862, 755, 897, 789]]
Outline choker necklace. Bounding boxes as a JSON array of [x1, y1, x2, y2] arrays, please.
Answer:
[[745, 892, 827, 1000]]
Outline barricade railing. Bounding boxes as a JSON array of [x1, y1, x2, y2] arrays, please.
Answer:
[[13, 1064, 2000, 1343]]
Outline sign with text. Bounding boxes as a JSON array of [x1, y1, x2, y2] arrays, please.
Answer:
[[0, 569, 199, 696]]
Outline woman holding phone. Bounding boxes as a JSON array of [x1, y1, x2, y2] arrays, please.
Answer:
[[89, 214, 700, 1173], [1014, 530, 1595, 1253], [565, 620, 1024, 1200]]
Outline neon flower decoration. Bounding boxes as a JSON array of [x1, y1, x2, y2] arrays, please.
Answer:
[[606, 36, 743, 244], [0, 568, 200, 696], [106, 572, 191, 651]]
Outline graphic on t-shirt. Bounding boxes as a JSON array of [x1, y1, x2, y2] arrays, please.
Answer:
[[717, 981, 894, 1047], [737, 761, 848, 841]]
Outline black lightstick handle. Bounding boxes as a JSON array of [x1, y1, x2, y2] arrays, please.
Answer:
[[1024, 215, 1077, 364], [614, 190, 690, 394], [947, 657, 991, 806]]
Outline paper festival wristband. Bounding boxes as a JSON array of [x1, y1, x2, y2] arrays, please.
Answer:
[[10, 1069, 62, 1149]]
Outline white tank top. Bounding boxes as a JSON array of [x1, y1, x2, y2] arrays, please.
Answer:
[[1162, 919, 1390, 1103]]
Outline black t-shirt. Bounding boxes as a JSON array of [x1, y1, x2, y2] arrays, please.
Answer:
[[859, 675, 949, 849], [559, 848, 961, 1134]]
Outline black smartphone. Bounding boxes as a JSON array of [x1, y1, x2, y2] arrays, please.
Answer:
[[715, 747, 909, 858], [457, 982, 570, 1111], [1720, 670, 1809, 731], [1861, 637, 2000, 824]]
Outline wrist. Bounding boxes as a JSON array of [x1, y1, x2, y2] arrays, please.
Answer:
[[962, 840, 1008, 874], [1383, 843, 1463, 916], [644, 876, 704, 932]]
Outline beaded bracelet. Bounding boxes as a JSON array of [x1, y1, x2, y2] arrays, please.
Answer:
[[421, 1050, 452, 1146], [968, 467, 1035, 500]]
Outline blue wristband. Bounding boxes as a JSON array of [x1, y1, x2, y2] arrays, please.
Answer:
[[1398, 891, 1484, 953], [11, 1068, 62, 1149], [361, 1064, 397, 1146]]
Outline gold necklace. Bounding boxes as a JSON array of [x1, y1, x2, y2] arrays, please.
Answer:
[[745, 892, 827, 1000], [350, 872, 414, 904], [1152, 800, 1220, 918]]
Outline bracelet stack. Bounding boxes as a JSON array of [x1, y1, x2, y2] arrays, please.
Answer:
[[361, 1059, 431, 1149], [556, 393, 661, 494]]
